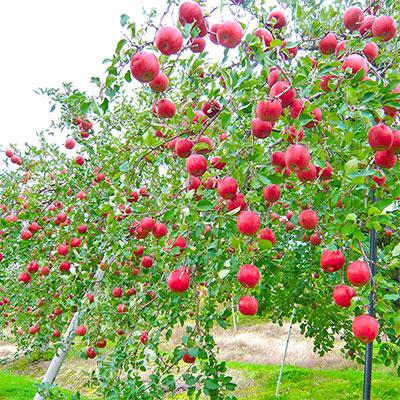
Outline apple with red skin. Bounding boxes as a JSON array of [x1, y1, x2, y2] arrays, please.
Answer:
[[309, 233, 322, 246], [319, 32, 338, 55], [153, 223, 168, 238], [362, 42, 379, 61], [21, 229, 32, 240], [268, 10, 286, 29], [359, 15, 376, 36], [18, 272, 31, 284], [371, 170, 386, 187], [320, 249, 345, 272], [149, 72, 168, 92], [117, 304, 127, 313], [238, 296, 258, 316], [270, 81, 296, 107], [29, 325, 40, 334], [237, 264, 260, 288], [75, 325, 87, 336], [140, 331, 149, 344], [186, 154, 207, 176], [255, 28, 272, 47], [263, 184, 280, 202], [112, 287, 123, 298], [271, 151, 286, 170], [298, 209, 318, 230], [40, 266, 50, 276], [130, 51, 160, 83], [343, 6, 364, 31], [78, 224, 87, 234], [374, 150, 397, 169], [296, 164, 317, 182], [256, 99, 282, 122], [372, 16, 397, 42], [352, 315, 379, 343], [285, 144, 310, 171], [258, 228, 276, 245], [178, 2, 203, 26], [53, 329, 61, 338], [96, 339, 107, 348], [155, 99, 176, 118], [237, 211, 260, 235], [155, 26, 183, 56], [368, 123, 393, 150], [289, 99, 304, 118], [141, 256, 153, 268], [59, 262, 71, 272], [226, 193, 247, 212], [28, 261, 39, 273], [202, 100, 222, 118], [57, 244, 69, 256], [189, 37, 206, 53], [5, 149, 13, 157], [333, 285, 356, 307], [217, 21, 243, 49], [251, 118, 273, 139], [75, 155, 85, 165], [389, 130, 400, 154], [86, 347, 96, 359], [65, 138, 76, 150], [182, 353, 196, 363], [175, 138, 193, 158], [167, 269, 190, 292], [218, 177, 238, 199], [209, 24, 220, 44], [28, 222, 39, 233], [70, 237, 82, 247], [267, 67, 281, 87], [320, 75, 338, 92], [342, 54, 368, 78], [305, 108, 322, 129], [141, 217, 156, 231], [383, 85, 400, 118], [133, 245, 144, 256], [211, 156, 226, 170], [346, 261, 370, 287]]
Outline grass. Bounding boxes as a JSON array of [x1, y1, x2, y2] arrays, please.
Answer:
[[0, 369, 89, 400], [173, 361, 400, 400]]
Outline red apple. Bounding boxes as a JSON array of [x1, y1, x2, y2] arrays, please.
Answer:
[[130, 51, 160, 82], [86, 347, 96, 359], [270, 81, 296, 107], [75, 325, 86, 336], [175, 138, 193, 158], [237, 264, 260, 288], [255, 28, 272, 47], [263, 184, 280, 202], [185, 154, 207, 176], [182, 353, 196, 363], [268, 10, 286, 29], [18, 272, 31, 284], [352, 315, 379, 343], [343, 7, 364, 31], [149, 72, 169, 92], [178, 2, 203, 26], [153, 223, 168, 239], [368, 124, 393, 151], [237, 211, 260, 235], [155, 99, 176, 118], [362, 42, 379, 61], [141, 256, 153, 268], [217, 21, 243, 49], [155, 26, 183, 55], [372, 16, 397, 42], [189, 37, 206, 53], [319, 32, 338, 55], [218, 177, 238, 200], [256, 99, 282, 122], [342, 54, 368, 78], [238, 296, 258, 316], [320, 249, 345, 272], [21, 229, 32, 240], [333, 285, 356, 307], [167, 269, 190, 292], [309, 233, 322, 246], [346, 261, 370, 287], [285, 145, 310, 171], [251, 118, 273, 139], [258, 228, 276, 245], [65, 138, 76, 149], [374, 150, 397, 169], [298, 209, 318, 230]]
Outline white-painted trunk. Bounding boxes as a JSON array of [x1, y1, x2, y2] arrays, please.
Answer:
[[275, 306, 296, 397], [34, 267, 106, 400]]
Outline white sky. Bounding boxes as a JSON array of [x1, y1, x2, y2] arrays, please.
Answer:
[[0, 0, 165, 148]]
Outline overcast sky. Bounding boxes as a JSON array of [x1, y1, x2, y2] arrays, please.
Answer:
[[0, 0, 166, 148]]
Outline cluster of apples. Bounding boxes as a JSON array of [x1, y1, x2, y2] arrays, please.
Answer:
[[319, 248, 379, 343], [368, 124, 399, 169], [4, 149, 22, 166]]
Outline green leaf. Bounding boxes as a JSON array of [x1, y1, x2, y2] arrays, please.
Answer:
[[120, 14, 129, 27]]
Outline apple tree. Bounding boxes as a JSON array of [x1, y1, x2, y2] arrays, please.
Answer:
[[0, 0, 399, 399]]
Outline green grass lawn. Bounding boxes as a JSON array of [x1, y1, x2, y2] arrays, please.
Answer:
[[1, 362, 399, 400]]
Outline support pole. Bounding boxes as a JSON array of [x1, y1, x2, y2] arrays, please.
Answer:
[[34, 266, 107, 400], [231, 297, 237, 332], [363, 190, 377, 400], [275, 305, 296, 397]]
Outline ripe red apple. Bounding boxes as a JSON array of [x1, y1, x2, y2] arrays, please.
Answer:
[[270, 81, 296, 107], [305, 108, 322, 128], [130, 51, 160, 82], [251, 118, 273, 139], [218, 177, 238, 200], [28, 222, 39, 233], [343, 6, 364, 31], [57, 244, 69, 256], [318, 162, 333, 180], [346, 261, 370, 287], [389, 130, 400, 154], [18, 272, 31, 284], [352, 315, 379, 343], [78, 224, 87, 234], [75, 155, 85, 165], [65, 138, 76, 150], [263, 184, 280, 202], [371, 170, 386, 187], [289, 99, 304, 118], [217, 21, 243, 48], [155, 99, 176, 118], [268, 10, 286, 29], [226, 193, 247, 212], [155, 26, 183, 55], [320, 75, 338, 92], [59, 261, 71, 272], [255, 28, 272, 47], [141, 256, 153, 268], [256, 99, 282, 122], [29, 325, 40, 334], [140, 331, 148, 344], [320, 249, 345, 272], [86, 347, 96, 359], [96, 339, 107, 348], [309, 233, 322, 246], [117, 303, 127, 313], [238, 296, 258, 316], [372, 16, 397, 42], [368, 124, 393, 150], [112, 287, 123, 298], [149, 72, 169, 92], [70, 237, 82, 247], [182, 353, 196, 363], [209, 24, 220, 44], [28, 261, 39, 274], [359, 15, 376, 36], [211, 156, 226, 170], [75, 325, 87, 336], [285, 144, 310, 171], [21, 229, 32, 240], [298, 209, 318, 230], [271, 151, 286, 170], [374, 150, 397, 169], [133, 245, 144, 256], [296, 164, 317, 182], [53, 329, 61, 338], [319, 32, 338, 55], [178, 2, 203, 26], [362, 42, 379, 61], [237, 211, 260, 235], [332, 285, 356, 307], [185, 154, 207, 176], [258, 228, 276, 245], [5, 149, 13, 157], [237, 264, 260, 288], [202, 100, 222, 118], [335, 40, 346, 59], [175, 138, 193, 158], [153, 223, 168, 239], [342, 54, 368, 78], [167, 268, 190, 292], [189, 37, 206, 53]]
